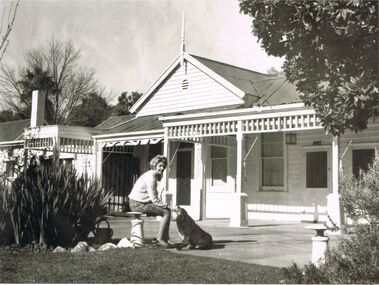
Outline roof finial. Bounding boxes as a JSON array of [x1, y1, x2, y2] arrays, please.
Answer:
[[181, 11, 185, 66]]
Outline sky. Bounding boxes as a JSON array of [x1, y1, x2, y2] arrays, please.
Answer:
[[1, 0, 284, 104]]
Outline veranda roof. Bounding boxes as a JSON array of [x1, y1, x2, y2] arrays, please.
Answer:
[[98, 115, 163, 135], [95, 115, 135, 129]]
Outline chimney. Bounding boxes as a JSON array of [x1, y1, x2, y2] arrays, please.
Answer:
[[31, 90, 45, 127]]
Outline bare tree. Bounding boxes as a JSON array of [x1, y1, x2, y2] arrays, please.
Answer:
[[0, 37, 100, 124], [0, 0, 20, 61]]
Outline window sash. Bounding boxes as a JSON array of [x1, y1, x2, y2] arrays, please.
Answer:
[[262, 158, 284, 187], [261, 133, 284, 188], [211, 158, 227, 186]]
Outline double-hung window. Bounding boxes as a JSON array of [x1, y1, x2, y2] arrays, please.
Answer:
[[211, 146, 227, 186], [261, 133, 284, 189]]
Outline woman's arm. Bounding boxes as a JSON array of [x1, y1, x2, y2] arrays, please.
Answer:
[[145, 173, 167, 208]]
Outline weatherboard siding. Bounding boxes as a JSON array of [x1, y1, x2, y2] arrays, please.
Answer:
[[137, 62, 244, 116]]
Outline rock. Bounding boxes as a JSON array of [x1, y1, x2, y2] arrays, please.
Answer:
[[71, 241, 89, 253], [53, 246, 67, 253], [88, 246, 96, 252], [117, 237, 135, 248], [97, 242, 118, 251]]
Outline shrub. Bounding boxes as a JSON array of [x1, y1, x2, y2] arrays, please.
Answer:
[[0, 182, 14, 245], [0, 159, 113, 246], [284, 156, 379, 284]]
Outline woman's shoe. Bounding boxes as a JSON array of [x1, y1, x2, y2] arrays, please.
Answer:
[[157, 240, 174, 248]]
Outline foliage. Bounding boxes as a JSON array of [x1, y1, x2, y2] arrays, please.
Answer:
[[283, 262, 329, 284], [0, 37, 101, 124], [0, 109, 20, 122], [340, 155, 379, 224], [239, 0, 378, 136], [112, 91, 142, 116], [0, 157, 113, 246], [283, 156, 379, 284], [66, 92, 112, 127], [284, 225, 379, 284], [0, 183, 14, 245], [6, 66, 56, 122]]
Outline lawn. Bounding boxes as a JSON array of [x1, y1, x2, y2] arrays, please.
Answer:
[[0, 246, 286, 283]]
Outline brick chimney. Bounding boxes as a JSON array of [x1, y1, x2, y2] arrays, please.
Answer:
[[30, 90, 45, 127]]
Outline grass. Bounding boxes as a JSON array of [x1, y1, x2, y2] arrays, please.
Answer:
[[0, 246, 286, 283]]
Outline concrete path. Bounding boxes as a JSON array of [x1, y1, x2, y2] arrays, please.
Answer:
[[106, 216, 342, 268]]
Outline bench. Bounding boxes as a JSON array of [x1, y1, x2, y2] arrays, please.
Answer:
[[107, 211, 146, 247]]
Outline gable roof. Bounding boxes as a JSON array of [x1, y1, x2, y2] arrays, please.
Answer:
[[0, 119, 29, 142], [130, 53, 301, 114]]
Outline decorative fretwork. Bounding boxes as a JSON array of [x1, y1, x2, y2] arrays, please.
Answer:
[[60, 138, 93, 154], [168, 121, 239, 138], [25, 138, 54, 149], [25, 137, 93, 154], [243, 113, 321, 133], [166, 111, 322, 139]]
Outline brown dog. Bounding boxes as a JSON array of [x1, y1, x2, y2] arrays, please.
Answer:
[[175, 206, 213, 250]]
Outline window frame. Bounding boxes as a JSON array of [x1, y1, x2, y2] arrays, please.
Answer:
[[207, 144, 231, 192], [259, 132, 287, 192], [302, 145, 330, 191], [351, 146, 377, 179], [210, 145, 228, 187]]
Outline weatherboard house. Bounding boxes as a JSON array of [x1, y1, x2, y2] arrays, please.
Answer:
[[1, 51, 378, 227]]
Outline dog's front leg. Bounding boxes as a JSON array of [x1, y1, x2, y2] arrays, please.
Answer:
[[181, 236, 189, 245]]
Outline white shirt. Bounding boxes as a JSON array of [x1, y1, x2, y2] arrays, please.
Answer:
[[128, 170, 167, 207]]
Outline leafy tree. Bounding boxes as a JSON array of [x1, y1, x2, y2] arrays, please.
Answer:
[[0, 37, 100, 124], [0, 109, 19, 122], [112, 91, 142, 116], [67, 92, 112, 127], [239, 0, 378, 135], [12, 66, 55, 122], [266, 67, 284, 76]]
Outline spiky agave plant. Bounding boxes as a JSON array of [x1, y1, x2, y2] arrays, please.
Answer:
[[2, 160, 113, 246]]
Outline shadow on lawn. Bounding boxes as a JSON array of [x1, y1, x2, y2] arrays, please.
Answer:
[[214, 239, 257, 244]]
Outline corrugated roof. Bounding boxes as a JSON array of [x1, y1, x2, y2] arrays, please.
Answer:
[[254, 77, 301, 106], [191, 54, 275, 96], [191, 54, 301, 105], [95, 115, 135, 129], [99, 115, 163, 135], [0, 119, 29, 142]]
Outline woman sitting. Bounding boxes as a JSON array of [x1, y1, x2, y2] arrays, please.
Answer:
[[128, 155, 174, 248]]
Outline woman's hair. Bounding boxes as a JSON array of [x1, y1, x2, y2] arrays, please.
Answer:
[[150, 155, 168, 170]]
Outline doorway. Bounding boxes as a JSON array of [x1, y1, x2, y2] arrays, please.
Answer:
[[176, 150, 192, 206]]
